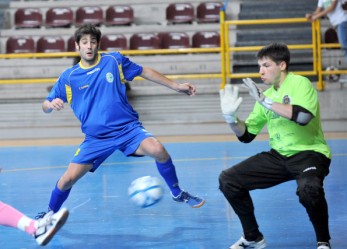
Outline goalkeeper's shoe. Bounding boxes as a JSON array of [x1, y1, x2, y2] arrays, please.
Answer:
[[34, 208, 69, 246], [229, 235, 266, 249], [172, 190, 205, 208], [317, 242, 331, 249]]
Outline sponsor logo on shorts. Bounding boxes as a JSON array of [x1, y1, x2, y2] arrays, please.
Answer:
[[303, 166, 317, 172]]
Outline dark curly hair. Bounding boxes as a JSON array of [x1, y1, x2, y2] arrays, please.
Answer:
[[74, 23, 101, 44]]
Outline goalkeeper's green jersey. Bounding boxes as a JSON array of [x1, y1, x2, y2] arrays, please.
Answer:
[[245, 72, 331, 159]]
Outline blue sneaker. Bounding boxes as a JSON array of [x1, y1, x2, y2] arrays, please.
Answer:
[[172, 190, 205, 208]]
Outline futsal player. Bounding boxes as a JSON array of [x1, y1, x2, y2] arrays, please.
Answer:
[[219, 43, 332, 249], [36, 23, 205, 219]]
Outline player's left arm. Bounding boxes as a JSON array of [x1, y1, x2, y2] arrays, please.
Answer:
[[243, 78, 314, 125], [140, 66, 196, 96], [268, 102, 313, 126]]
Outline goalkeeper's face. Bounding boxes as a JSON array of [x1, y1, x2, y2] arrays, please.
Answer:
[[258, 56, 286, 86]]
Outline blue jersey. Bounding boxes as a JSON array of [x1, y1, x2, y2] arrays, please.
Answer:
[[47, 52, 143, 138]]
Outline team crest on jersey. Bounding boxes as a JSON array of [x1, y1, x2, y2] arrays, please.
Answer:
[[106, 72, 114, 83], [282, 95, 291, 104]]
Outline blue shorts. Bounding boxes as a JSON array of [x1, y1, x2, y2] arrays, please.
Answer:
[[71, 124, 154, 172]]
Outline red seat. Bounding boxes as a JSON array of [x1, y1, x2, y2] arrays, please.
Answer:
[[45, 7, 73, 28], [105, 5, 134, 26], [166, 3, 194, 24], [6, 36, 35, 53], [14, 8, 42, 28], [160, 32, 190, 49], [130, 33, 161, 50], [37, 36, 65, 53], [75, 6, 103, 26], [67, 36, 76, 52], [197, 2, 222, 23], [192, 31, 220, 48], [100, 34, 127, 51]]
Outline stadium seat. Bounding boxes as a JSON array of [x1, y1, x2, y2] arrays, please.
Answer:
[[166, 3, 194, 24], [129, 33, 161, 50], [45, 7, 74, 28], [196, 2, 222, 23], [100, 34, 127, 51], [14, 8, 42, 28], [75, 6, 103, 26], [105, 5, 134, 26], [67, 36, 76, 52], [160, 32, 190, 49], [192, 31, 220, 48], [6, 36, 35, 53], [37, 36, 65, 53]]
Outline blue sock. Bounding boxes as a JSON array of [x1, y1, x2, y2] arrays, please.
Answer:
[[48, 183, 71, 212], [156, 157, 181, 197]]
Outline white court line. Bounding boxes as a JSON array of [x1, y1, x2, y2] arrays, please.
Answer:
[[71, 198, 91, 213]]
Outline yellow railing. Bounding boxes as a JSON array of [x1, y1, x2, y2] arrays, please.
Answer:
[[221, 17, 318, 88], [0, 11, 342, 91], [0, 47, 222, 84], [315, 20, 347, 90]]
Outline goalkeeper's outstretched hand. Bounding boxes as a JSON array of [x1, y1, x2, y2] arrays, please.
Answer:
[[219, 84, 243, 123], [242, 78, 273, 109]]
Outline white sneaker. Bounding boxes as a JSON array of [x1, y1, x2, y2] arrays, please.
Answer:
[[34, 208, 69, 246], [229, 236, 266, 249], [317, 242, 331, 249]]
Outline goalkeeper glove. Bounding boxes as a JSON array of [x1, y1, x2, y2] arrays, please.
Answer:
[[242, 78, 273, 109], [219, 84, 243, 123]]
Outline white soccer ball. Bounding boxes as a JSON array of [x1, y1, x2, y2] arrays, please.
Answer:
[[325, 66, 340, 82], [128, 176, 164, 208]]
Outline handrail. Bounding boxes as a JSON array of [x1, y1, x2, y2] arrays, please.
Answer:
[[315, 20, 347, 90], [0, 48, 221, 59], [219, 9, 227, 89], [0, 47, 222, 84], [221, 17, 317, 89], [0, 13, 342, 91]]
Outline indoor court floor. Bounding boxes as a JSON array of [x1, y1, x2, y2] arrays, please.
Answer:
[[0, 135, 346, 249]]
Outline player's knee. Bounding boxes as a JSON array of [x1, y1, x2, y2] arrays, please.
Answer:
[[148, 140, 168, 160], [296, 176, 324, 207], [219, 168, 240, 196]]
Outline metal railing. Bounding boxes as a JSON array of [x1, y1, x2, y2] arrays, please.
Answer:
[[220, 17, 318, 88], [0, 9, 342, 91], [315, 20, 347, 90], [0, 47, 222, 84]]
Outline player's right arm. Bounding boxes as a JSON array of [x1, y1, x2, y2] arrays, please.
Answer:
[[42, 98, 65, 113], [220, 85, 250, 139], [43, 71, 69, 113]]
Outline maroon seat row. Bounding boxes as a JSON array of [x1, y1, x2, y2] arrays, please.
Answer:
[[6, 31, 220, 54], [14, 5, 133, 28], [13, 2, 223, 29]]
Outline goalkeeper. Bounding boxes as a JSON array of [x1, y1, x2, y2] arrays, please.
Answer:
[[219, 43, 332, 249]]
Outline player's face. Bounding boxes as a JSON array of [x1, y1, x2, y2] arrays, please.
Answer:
[[76, 34, 99, 66], [258, 56, 286, 87]]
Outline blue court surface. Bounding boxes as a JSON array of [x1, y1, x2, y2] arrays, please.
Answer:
[[0, 137, 346, 249]]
